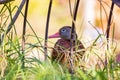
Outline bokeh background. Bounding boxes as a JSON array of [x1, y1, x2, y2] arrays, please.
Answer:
[[1, 0, 120, 52]]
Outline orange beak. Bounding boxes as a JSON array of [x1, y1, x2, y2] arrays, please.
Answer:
[[48, 32, 60, 38]]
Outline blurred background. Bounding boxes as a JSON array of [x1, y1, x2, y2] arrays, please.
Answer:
[[1, 0, 120, 52]]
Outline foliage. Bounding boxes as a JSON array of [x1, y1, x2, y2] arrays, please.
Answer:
[[0, 0, 120, 80]]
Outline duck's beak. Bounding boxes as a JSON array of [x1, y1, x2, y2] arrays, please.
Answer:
[[48, 32, 60, 38]]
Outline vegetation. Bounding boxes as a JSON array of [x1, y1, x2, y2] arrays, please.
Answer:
[[0, 0, 120, 80]]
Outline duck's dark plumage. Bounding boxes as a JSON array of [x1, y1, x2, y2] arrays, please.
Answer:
[[52, 39, 84, 64]]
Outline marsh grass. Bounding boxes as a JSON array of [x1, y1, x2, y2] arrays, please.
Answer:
[[0, 1, 120, 80]]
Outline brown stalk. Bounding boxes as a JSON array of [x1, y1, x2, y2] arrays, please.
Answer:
[[106, 1, 114, 79], [21, 0, 29, 69], [106, 2, 114, 42], [70, 0, 80, 74], [44, 0, 52, 61]]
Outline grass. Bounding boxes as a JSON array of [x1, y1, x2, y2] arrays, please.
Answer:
[[0, 27, 119, 80], [0, 1, 120, 80]]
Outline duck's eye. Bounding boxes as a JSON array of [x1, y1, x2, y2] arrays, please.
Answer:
[[61, 29, 66, 33]]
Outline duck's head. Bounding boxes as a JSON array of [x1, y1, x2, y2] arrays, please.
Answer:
[[48, 26, 77, 40]]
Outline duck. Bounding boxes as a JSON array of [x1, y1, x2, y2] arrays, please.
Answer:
[[48, 26, 85, 69]]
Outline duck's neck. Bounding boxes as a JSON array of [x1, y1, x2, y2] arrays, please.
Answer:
[[62, 34, 77, 41]]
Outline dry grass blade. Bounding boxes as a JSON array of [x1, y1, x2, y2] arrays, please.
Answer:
[[0, 54, 7, 77]]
